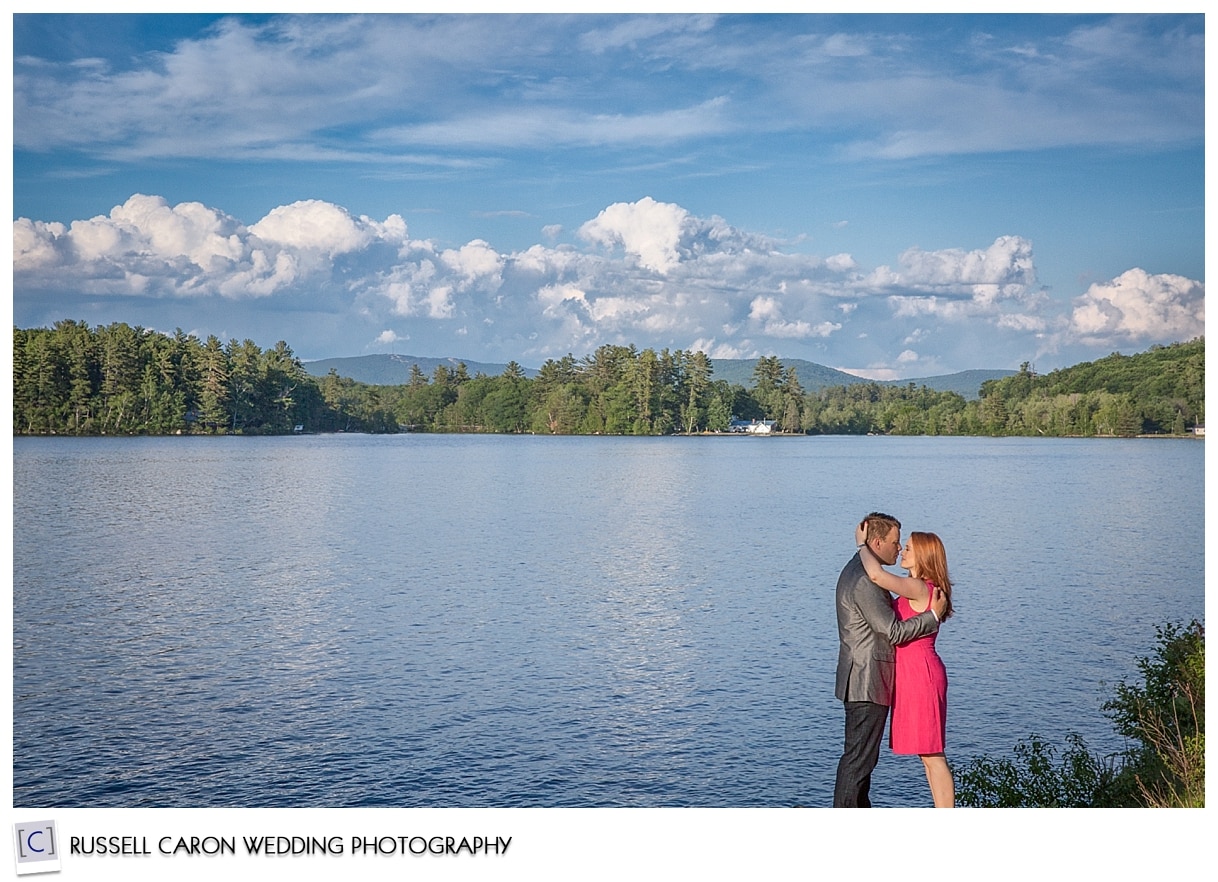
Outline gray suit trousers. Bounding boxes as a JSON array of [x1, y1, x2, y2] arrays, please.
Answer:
[[833, 701, 889, 807]]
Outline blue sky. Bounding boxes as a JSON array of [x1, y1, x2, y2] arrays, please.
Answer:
[[11, 12, 1205, 377]]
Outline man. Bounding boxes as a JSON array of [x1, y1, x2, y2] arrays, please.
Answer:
[[833, 512, 947, 807]]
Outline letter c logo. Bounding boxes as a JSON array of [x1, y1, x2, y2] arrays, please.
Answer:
[[26, 830, 45, 853]]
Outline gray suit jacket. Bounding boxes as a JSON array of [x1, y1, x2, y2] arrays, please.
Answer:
[[834, 552, 938, 705]]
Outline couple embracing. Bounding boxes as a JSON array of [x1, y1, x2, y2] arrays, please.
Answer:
[[833, 512, 955, 808]]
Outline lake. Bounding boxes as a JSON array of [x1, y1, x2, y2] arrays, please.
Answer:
[[11, 434, 1204, 807]]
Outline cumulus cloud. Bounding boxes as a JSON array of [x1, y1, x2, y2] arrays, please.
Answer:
[[1069, 268, 1204, 344], [748, 295, 841, 339], [439, 239, 503, 286], [14, 194, 407, 300], [868, 235, 1037, 304], [825, 253, 856, 272], [578, 197, 690, 274], [577, 196, 773, 275], [13, 218, 66, 270], [858, 236, 1048, 335], [250, 199, 407, 257], [12, 193, 1205, 374]]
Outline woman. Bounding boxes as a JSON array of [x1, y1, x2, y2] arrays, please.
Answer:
[[854, 523, 956, 807]]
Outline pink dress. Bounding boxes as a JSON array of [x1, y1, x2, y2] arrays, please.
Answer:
[[889, 584, 948, 755]]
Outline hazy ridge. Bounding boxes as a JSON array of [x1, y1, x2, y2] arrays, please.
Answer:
[[304, 354, 1015, 400]]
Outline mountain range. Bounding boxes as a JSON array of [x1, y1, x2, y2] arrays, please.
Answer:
[[303, 354, 1015, 400]]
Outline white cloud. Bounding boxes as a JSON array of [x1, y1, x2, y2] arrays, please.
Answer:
[[1069, 268, 1204, 344], [886, 235, 1037, 290], [13, 194, 1204, 376], [862, 236, 1045, 326], [747, 295, 840, 339], [577, 14, 717, 55], [378, 259, 441, 318], [15, 194, 249, 279], [439, 239, 503, 285], [838, 366, 901, 381], [996, 313, 1049, 333], [825, 253, 856, 272], [511, 243, 587, 278], [250, 200, 407, 257], [576, 196, 777, 277], [14, 194, 409, 301], [425, 285, 455, 319], [689, 337, 758, 361], [537, 283, 588, 317], [14, 16, 1200, 166], [13, 218, 66, 270], [747, 295, 783, 324], [109, 194, 246, 269], [578, 197, 690, 274], [385, 99, 734, 151]]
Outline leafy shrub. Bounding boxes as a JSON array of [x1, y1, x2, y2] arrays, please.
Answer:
[[955, 621, 1204, 808], [1103, 620, 1205, 807], [955, 733, 1124, 807]]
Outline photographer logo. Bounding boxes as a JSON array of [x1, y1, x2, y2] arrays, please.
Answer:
[[12, 821, 60, 875]]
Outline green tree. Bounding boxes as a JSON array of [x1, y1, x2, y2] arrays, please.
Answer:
[[57, 319, 99, 433], [98, 322, 143, 432], [778, 365, 804, 432], [534, 384, 585, 434], [580, 345, 637, 434], [628, 348, 659, 433], [227, 338, 263, 431], [14, 328, 66, 433], [196, 335, 230, 431], [483, 373, 529, 432], [681, 350, 713, 433], [263, 340, 308, 431], [979, 391, 1009, 435], [750, 355, 784, 420]]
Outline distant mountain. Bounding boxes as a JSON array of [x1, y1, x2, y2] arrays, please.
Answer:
[[711, 359, 1014, 399], [710, 358, 862, 390], [890, 369, 1016, 399], [304, 353, 1013, 399], [303, 354, 538, 384]]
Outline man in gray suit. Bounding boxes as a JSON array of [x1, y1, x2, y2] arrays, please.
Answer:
[[833, 511, 946, 807]]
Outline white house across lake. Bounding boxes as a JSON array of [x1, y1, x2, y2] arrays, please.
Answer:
[[728, 419, 777, 434]]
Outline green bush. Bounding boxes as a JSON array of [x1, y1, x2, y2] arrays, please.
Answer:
[[955, 733, 1125, 807], [955, 621, 1204, 808], [1103, 620, 1205, 807]]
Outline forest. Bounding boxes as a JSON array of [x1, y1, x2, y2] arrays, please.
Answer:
[[12, 321, 1204, 438]]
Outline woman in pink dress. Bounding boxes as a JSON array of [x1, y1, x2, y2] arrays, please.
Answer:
[[854, 524, 956, 807]]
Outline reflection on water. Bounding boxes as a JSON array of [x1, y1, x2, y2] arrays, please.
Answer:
[[12, 434, 1203, 807]]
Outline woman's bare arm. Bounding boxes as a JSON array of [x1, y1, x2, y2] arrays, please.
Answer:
[[857, 544, 930, 604]]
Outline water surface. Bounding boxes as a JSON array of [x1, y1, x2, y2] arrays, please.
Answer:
[[12, 434, 1204, 807]]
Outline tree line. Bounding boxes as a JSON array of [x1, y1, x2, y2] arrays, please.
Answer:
[[12, 321, 1204, 437], [14, 321, 335, 436]]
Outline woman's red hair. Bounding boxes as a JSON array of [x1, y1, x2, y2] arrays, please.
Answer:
[[910, 532, 954, 621]]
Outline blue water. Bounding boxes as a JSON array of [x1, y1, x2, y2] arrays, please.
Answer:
[[11, 434, 1204, 807]]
